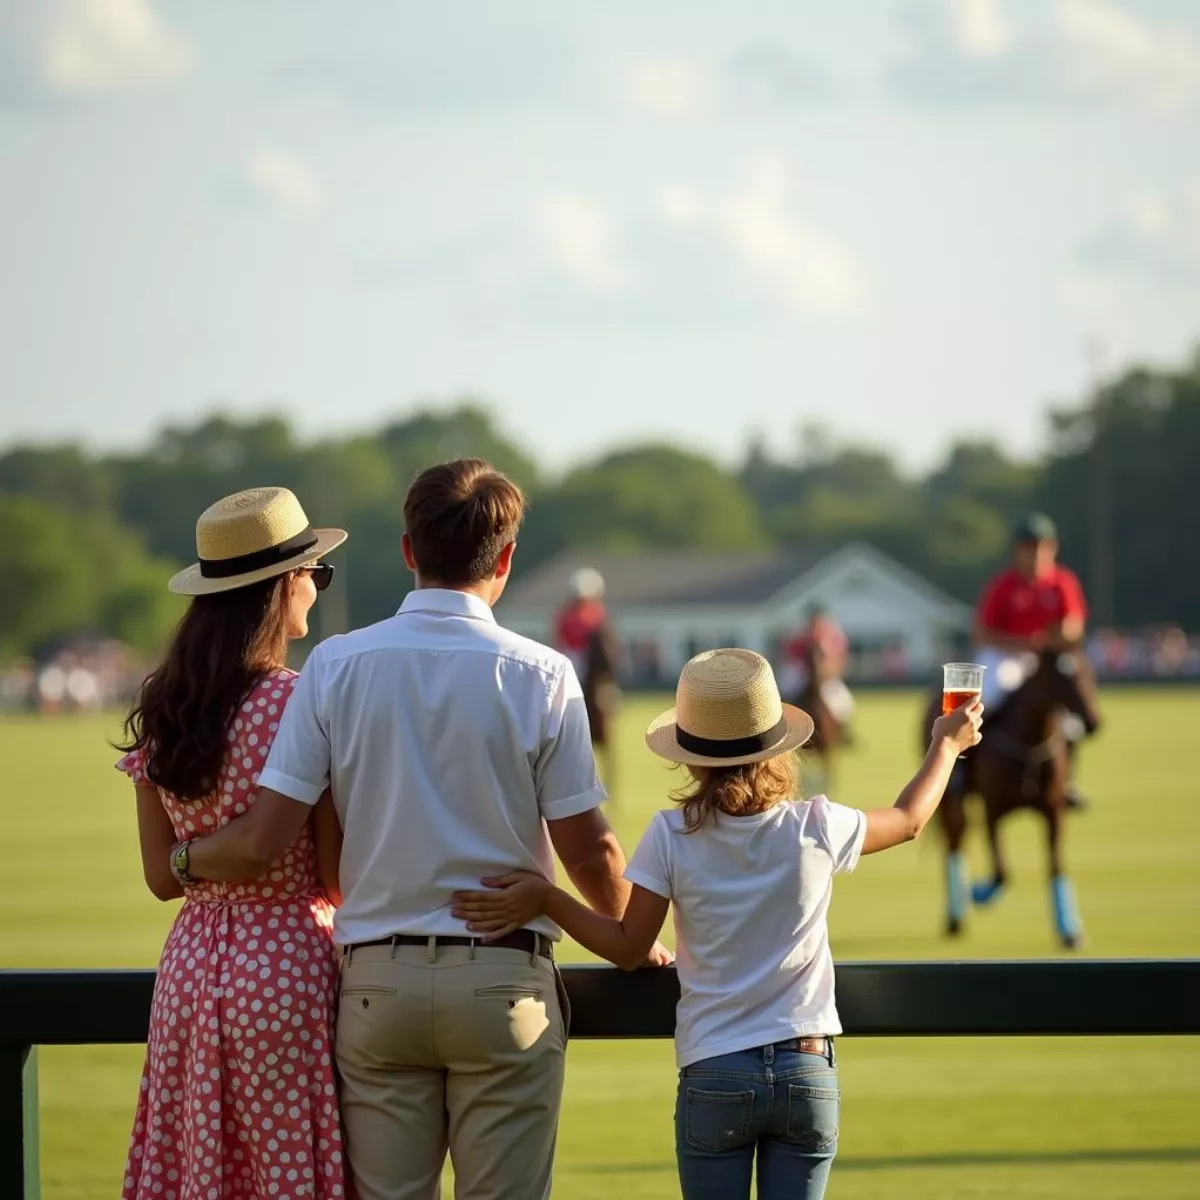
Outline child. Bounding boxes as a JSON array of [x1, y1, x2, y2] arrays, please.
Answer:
[[452, 647, 982, 1200]]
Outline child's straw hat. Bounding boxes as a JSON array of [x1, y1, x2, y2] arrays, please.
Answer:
[[646, 648, 814, 767]]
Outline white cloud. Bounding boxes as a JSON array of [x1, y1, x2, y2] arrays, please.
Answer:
[[890, 0, 1200, 109], [369, 170, 864, 326], [658, 162, 866, 315], [618, 56, 712, 118], [42, 0, 190, 93], [537, 194, 637, 293], [1058, 0, 1200, 111], [242, 149, 324, 214], [1072, 181, 1200, 291], [951, 0, 1011, 59]]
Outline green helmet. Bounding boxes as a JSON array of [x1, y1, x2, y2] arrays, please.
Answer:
[[1013, 512, 1058, 544]]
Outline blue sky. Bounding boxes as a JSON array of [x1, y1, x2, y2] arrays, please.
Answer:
[[1, 0, 1197, 471]]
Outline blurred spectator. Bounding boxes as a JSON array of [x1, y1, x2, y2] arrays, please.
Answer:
[[2, 635, 148, 712]]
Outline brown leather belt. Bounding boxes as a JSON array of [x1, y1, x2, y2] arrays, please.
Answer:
[[781, 1036, 832, 1057], [345, 930, 554, 959]]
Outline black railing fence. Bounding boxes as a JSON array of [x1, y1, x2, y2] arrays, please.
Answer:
[[2, 960, 1198, 1199]]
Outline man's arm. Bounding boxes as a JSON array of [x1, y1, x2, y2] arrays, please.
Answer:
[[186, 788, 313, 880], [536, 664, 672, 965], [1057, 570, 1088, 646], [547, 808, 629, 918]]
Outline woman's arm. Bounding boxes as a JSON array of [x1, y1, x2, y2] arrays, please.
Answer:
[[453, 874, 670, 972], [312, 790, 343, 907], [135, 785, 184, 901], [861, 698, 983, 854]]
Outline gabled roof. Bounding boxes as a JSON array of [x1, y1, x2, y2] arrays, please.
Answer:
[[503, 549, 831, 609], [503, 542, 969, 615]]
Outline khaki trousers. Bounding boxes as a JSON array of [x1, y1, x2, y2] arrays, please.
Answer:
[[336, 941, 567, 1200]]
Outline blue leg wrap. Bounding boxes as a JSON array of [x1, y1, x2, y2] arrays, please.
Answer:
[[947, 853, 968, 923], [1052, 875, 1082, 940], [971, 876, 1006, 906]]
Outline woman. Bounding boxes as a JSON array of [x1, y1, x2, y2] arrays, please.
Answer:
[[453, 647, 983, 1199], [116, 486, 348, 1200]]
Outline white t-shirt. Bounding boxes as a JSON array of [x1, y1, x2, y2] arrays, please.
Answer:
[[257, 588, 606, 946], [624, 796, 866, 1068]]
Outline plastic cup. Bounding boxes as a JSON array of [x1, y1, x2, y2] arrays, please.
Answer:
[[942, 662, 985, 759]]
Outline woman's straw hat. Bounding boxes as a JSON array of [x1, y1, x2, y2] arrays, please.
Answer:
[[646, 648, 814, 768], [168, 487, 347, 596]]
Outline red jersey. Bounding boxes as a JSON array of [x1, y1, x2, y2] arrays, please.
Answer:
[[783, 620, 848, 670], [554, 599, 607, 654], [977, 566, 1087, 638]]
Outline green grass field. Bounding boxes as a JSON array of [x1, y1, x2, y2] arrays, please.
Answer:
[[4, 689, 1199, 1199]]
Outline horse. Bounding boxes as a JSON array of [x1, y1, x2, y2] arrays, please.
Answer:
[[790, 639, 850, 795], [582, 624, 622, 799], [923, 648, 1101, 949]]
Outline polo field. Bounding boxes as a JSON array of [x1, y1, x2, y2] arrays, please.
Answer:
[[3, 686, 1198, 1200]]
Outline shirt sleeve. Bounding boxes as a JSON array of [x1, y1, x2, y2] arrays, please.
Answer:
[[534, 660, 608, 820], [115, 748, 148, 786], [624, 813, 671, 899], [810, 795, 867, 874], [256, 650, 330, 806], [1058, 569, 1088, 623]]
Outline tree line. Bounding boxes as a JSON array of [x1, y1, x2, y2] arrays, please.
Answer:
[[1, 346, 1197, 663]]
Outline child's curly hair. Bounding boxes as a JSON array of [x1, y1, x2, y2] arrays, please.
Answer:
[[674, 752, 800, 832]]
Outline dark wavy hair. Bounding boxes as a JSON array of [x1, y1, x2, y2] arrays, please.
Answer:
[[118, 576, 293, 800]]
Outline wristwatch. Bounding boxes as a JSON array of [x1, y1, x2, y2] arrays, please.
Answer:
[[169, 839, 196, 886]]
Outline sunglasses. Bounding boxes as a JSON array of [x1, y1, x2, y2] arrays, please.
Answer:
[[303, 563, 335, 592]]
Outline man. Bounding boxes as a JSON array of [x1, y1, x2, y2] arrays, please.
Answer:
[[181, 458, 669, 1200], [973, 512, 1090, 806], [777, 604, 855, 727], [553, 567, 608, 681]]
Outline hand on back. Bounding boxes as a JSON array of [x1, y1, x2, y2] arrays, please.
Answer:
[[453, 871, 551, 940]]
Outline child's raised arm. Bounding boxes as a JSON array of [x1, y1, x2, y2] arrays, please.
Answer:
[[452, 873, 670, 971], [861, 697, 983, 854]]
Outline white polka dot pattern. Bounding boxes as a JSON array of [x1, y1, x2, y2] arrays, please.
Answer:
[[117, 671, 345, 1199]]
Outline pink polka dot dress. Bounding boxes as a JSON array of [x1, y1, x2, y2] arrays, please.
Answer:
[[117, 670, 346, 1200]]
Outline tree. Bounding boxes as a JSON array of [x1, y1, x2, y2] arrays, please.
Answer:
[[0, 496, 183, 663], [0, 497, 96, 660], [521, 445, 767, 568]]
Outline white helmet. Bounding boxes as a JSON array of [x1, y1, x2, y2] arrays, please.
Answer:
[[570, 567, 605, 600]]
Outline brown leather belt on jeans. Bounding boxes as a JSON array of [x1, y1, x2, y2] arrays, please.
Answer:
[[344, 930, 554, 959], [780, 1036, 831, 1057]]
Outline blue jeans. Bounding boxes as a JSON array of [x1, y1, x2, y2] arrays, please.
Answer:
[[675, 1041, 839, 1200]]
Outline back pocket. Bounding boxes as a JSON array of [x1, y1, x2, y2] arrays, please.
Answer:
[[473, 984, 542, 1008], [340, 984, 397, 1012], [685, 1088, 755, 1153], [785, 1083, 840, 1151]]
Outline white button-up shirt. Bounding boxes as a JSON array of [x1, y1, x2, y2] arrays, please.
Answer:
[[258, 588, 606, 945]]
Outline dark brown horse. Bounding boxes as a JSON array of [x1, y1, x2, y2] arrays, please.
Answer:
[[790, 639, 849, 794], [923, 649, 1101, 949], [583, 624, 622, 799]]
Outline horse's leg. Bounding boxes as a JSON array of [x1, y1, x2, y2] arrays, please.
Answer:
[[971, 791, 1009, 906], [1046, 802, 1083, 950], [939, 793, 969, 936]]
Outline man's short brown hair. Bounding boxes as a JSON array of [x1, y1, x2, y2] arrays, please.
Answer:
[[403, 458, 528, 586]]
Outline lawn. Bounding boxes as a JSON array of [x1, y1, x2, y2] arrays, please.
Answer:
[[3, 688, 1198, 1199]]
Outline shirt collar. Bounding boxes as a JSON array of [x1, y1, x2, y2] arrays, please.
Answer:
[[398, 588, 497, 624]]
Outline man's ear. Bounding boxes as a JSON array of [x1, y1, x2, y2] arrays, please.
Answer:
[[495, 541, 516, 580], [402, 532, 418, 573]]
